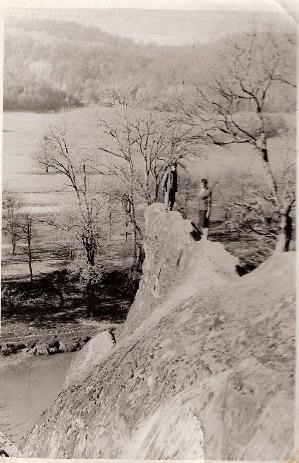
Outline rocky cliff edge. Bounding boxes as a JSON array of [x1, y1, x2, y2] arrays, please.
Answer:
[[22, 203, 295, 460]]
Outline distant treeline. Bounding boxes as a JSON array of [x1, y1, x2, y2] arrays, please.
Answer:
[[4, 18, 296, 112]]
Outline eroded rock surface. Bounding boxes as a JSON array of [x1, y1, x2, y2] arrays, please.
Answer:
[[64, 330, 115, 388], [0, 432, 20, 457], [22, 203, 295, 460]]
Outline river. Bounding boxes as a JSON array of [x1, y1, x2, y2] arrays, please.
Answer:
[[0, 352, 75, 446]]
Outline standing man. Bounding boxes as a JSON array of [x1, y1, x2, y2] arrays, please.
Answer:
[[198, 178, 212, 239], [163, 162, 178, 211]]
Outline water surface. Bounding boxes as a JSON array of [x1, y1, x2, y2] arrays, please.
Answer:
[[0, 352, 75, 445]]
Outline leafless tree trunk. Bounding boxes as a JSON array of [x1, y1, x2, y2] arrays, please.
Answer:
[[3, 191, 22, 255], [20, 214, 34, 283], [35, 126, 105, 316], [121, 193, 143, 265], [275, 199, 295, 253]]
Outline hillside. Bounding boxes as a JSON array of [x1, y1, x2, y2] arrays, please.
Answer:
[[21, 203, 295, 460], [4, 15, 296, 112]]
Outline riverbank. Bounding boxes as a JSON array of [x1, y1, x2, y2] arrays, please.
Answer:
[[0, 320, 119, 369], [0, 264, 131, 448], [1, 265, 139, 367]]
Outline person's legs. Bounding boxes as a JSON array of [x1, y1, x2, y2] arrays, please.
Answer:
[[169, 190, 175, 211], [202, 227, 208, 239], [202, 214, 209, 239], [164, 189, 170, 210], [198, 210, 205, 235]]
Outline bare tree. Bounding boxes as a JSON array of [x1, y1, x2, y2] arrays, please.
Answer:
[[97, 102, 200, 261], [2, 191, 22, 255], [39, 135, 52, 173], [35, 126, 106, 316], [19, 214, 34, 283], [180, 28, 296, 252]]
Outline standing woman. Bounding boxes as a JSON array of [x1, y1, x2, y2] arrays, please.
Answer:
[[198, 178, 212, 239]]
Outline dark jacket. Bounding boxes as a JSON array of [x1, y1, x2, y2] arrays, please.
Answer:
[[163, 170, 177, 192]]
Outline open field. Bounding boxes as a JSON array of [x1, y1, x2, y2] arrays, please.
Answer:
[[3, 107, 295, 193], [2, 106, 296, 278]]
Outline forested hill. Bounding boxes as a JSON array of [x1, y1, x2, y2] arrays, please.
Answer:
[[4, 19, 141, 111], [4, 16, 296, 112]]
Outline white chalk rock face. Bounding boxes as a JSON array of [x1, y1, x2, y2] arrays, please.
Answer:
[[21, 203, 295, 460], [120, 396, 204, 460], [64, 330, 114, 388]]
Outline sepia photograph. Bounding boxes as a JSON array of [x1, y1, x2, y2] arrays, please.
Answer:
[[0, 0, 297, 460]]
